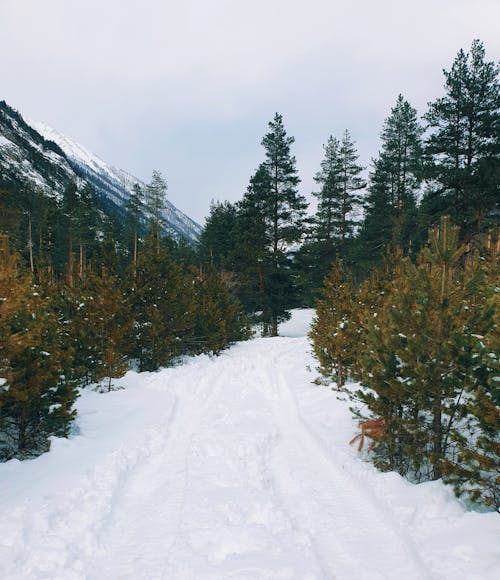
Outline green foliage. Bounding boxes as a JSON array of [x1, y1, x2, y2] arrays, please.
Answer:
[[0, 240, 78, 460], [197, 114, 307, 334], [130, 235, 195, 371], [145, 170, 168, 253], [311, 218, 500, 508], [191, 268, 252, 354], [310, 259, 358, 388], [359, 95, 423, 267], [423, 39, 500, 237], [198, 201, 239, 270]]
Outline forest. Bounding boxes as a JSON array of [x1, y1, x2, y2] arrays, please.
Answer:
[[0, 39, 498, 508]]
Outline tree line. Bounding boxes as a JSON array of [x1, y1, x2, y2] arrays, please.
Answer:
[[200, 39, 498, 327], [197, 39, 498, 508], [310, 218, 499, 509], [0, 171, 250, 461], [0, 38, 497, 488]]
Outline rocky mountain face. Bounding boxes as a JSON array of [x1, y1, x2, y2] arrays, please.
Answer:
[[0, 101, 201, 241]]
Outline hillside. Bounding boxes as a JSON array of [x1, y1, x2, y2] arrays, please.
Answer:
[[0, 101, 201, 241]]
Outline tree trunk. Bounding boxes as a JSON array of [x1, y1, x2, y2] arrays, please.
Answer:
[[28, 211, 34, 275]]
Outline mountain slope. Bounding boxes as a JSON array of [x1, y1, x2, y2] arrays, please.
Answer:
[[0, 101, 201, 241], [0, 101, 81, 198], [30, 120, 202, 241]]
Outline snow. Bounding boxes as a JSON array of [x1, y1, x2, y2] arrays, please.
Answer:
[[28, 119, 202, 240], [0, 309, 498, 579], [0, 134, 13, 147]]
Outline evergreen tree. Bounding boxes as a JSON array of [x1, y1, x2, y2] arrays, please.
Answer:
[[333, 130, 366, 257], [259, 113, 308, 334], [61, 268, 130, 389], [0, 238, 78, 460], [355, 156, 394, 269], [360, 96, 423, 264], [191, 267, 250, 354], [310, 259, 358, 388], [61, 183, 80, 286], [442, 240, 500, 508], [232, 165, 273, 321], [310, 136, 341, 278], [423, 39, 500, 237], [198, 200, 238, 270], [74, 184, 100, 279], [124, 183, 145, 282], [261, 113, 307, 254], [131, 235, 194, 371], [145, 170, 168, 255], [352, 219, 496, 483]]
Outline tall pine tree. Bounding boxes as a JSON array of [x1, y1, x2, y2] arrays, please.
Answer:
[[359, 95, 423, 265], [423, 39, 500, 237], [259, 113, 308, 334]]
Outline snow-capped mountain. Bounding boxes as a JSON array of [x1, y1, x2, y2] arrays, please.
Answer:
[[0, 101, 201, 241], [0, 101, 82, 197], [30, 120, 202, 241]]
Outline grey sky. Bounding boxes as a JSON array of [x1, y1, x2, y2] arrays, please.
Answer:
[[2, 0, 499, 225]]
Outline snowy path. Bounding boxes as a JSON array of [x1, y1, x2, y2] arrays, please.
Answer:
[[1, 311, 499, 579]]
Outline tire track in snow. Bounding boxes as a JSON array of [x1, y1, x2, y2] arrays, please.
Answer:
[[0, 392, 178, 580], [86, 358, 231, 579], [2, 337, 438, 579], [256, 343, 433, 580]]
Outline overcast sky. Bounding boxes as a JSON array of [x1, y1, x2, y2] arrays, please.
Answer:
[[2, 0, 499, 224]]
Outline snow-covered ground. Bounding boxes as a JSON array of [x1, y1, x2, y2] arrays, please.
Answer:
[[0, 310, 498, 579]]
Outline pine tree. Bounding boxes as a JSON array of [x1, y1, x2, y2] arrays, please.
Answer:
[[198, 200, 238, 270], [145, 170, 168, 255], [231, 165, 273, 322], [442, 240, 500, 508], [356, 156, 394, 268], [334, 130, 366, 257], [360, 96, 423, 264], [311, 136, 341, 275], [0, 238, 78, 460], [124, 183, 145, 282], [262, 113, 306, 253], [131, 235, 194, 371], [309, 259, 359, 388], [61, 183, 80, 286], [259, 113, 308, 334], [191, 267, 250, 354], [423, 40, 500, 237], [349, 218, 497, 487], [69, 268, 130, 390]]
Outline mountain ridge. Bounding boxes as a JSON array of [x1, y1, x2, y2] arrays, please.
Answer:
[[0, 101, 201, 241]]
